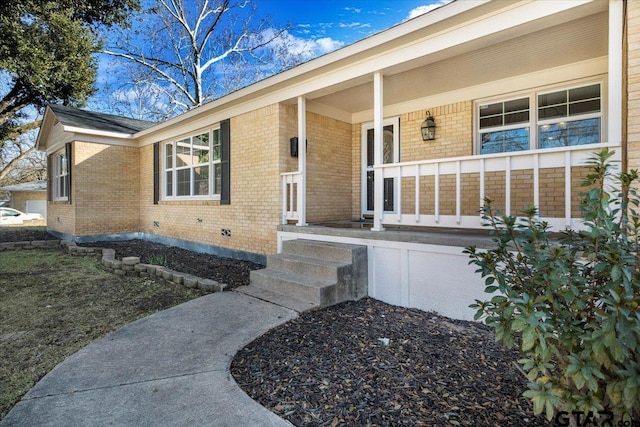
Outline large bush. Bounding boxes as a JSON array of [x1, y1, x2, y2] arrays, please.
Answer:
[[465, 149, 640, 422]]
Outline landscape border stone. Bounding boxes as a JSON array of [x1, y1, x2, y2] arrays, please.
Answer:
[[1, 239, 228, 294]]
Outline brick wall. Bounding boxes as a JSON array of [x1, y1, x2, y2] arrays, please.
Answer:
[[139, 104, 283, 256], [305, 110, 352, 222], [401, 102, 473, 162], [74, 142, 140, 236]]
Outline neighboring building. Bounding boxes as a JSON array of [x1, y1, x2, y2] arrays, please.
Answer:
[[36, 0, 630, 319], [0, 180, 48, 217]]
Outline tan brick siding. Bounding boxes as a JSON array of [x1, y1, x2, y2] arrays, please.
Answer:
[[48, 202, 75, 235], [401, 102, 473, 162], [305, 110, 352, 222], [139, 104, 283, 256], [74, 142, 140, 236]]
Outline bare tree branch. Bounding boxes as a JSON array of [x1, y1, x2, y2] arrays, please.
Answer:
[[98, 0, 304, 118]]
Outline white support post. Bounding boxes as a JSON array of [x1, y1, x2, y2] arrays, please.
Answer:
[[455, 161, 461, 224], [533, 153, 540, 217], [415, 167, 421, 223], [372, 72, 385, 231], [297, 96, 307, 226], [608, 0, 623, 146]]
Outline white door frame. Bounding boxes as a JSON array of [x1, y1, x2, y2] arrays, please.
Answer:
[[361, 116, 400, 217]]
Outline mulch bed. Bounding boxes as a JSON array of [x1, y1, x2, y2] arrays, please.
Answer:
[[78, 239, 263, 288], [231, 298, 550, 427], [0, 229, 262, 288]]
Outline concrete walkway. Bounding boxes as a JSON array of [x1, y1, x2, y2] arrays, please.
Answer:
[[1, 292, 297, 427]]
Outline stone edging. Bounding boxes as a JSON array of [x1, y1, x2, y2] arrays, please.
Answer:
[[0, 239, 227, 293]]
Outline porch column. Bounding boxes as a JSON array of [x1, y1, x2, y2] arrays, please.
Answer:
[[297, 96, 308, 226], [372, 72, 385, 231], [609, 0, 623, 147]]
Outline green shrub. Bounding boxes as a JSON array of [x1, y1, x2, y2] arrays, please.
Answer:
[[464, 149, 640, 421]]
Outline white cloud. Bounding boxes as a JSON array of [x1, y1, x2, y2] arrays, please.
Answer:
[[344, 7, 362, 13], [406, 1, 453, 20], [315, 37, 345, 54], [338, 22, 371, 29], [268, 29, 346, 59]]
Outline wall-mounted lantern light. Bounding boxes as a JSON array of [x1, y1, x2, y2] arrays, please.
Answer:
[[421, 111, 436, 141]]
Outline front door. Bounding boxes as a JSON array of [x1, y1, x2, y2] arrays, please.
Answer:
[[362, 117, 399, 217]]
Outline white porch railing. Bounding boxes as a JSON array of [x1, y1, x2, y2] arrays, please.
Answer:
[[281, 143, 621, 231], [281, 171, 301, 224], [376, 143, 621, 231]]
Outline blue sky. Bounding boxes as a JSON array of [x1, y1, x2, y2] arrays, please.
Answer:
[[91, 0, 451, 117], [259, 0, 451, 55]]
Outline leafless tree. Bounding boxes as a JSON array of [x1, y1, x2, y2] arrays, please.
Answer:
[[102, 0, 304, 120], [0, 124, 45, 184]]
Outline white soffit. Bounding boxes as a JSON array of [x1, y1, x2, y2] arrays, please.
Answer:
[[312, 10, 608, 117]]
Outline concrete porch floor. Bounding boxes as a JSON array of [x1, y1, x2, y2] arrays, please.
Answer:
[[280, 220, 496, 249]]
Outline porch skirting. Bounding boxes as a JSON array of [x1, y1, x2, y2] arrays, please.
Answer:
[[278, 224, 494, 321]]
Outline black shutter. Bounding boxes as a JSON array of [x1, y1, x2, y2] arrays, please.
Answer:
[[153, 142, 160, 204], [47, 154, 53, 202], [65, 142, 72, 204], [220, 119, 231, 205]]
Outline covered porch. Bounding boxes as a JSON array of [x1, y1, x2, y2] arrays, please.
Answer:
[[280, 0, 623, 235], [267, 0, 625, 319]]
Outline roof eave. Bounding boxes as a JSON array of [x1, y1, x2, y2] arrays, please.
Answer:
[[61, 126, 136, 139]]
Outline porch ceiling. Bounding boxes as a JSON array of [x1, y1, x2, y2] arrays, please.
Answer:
[[298, 4, 608, 121]]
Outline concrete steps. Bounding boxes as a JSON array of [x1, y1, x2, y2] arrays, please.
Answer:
[[238, 239, 367, 312]]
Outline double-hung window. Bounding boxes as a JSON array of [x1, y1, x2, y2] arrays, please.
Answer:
[[479, 97, 530, 154], [538, 84, 601, 148], [477, 82, 602, 154], [53, 151, 69, 201], [164, 128, 222, 199]]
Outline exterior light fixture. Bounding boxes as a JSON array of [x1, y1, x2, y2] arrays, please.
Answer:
[[421, 111, 436, 141]]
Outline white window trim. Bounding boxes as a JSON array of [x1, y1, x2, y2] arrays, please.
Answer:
[[162, 128, 222, 201], [53, 151, 68, 201], [474, 79, 606, 155]]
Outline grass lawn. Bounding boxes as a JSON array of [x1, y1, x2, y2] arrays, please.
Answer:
[[0, 248, 204, 419]]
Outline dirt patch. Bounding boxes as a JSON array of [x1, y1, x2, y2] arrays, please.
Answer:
[[231, 298, 550, 426], [0, 227, 58, 243]]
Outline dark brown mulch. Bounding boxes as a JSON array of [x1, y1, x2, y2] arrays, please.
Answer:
[[231, 298, 550, 427], [79, 239, 263, 288]]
